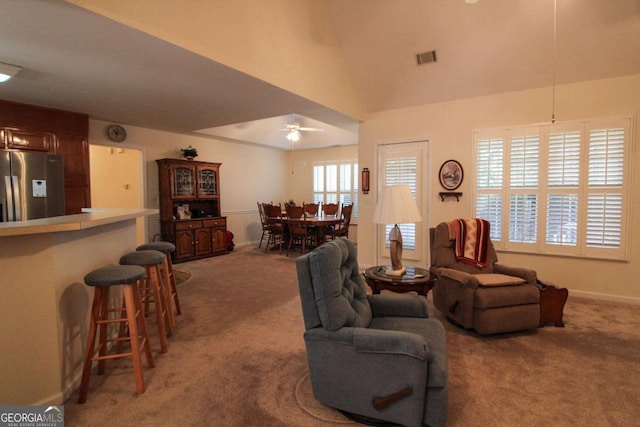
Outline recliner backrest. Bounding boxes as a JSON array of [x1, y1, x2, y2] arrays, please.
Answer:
[[296, 238, 372, 331], [430, 222, 498, 274]]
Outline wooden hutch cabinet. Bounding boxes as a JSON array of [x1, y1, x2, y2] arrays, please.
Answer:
[[156, 158, 228, 262]]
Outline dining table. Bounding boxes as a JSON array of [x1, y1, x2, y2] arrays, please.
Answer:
[[269, 214, 343, 244]]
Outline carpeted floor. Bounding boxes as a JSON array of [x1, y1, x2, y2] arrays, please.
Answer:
[[64, 245, 640, 426]]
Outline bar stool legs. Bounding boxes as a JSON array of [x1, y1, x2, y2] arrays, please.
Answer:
[[136, 242, 182, 325], [78, 265, 153, 404], [120, 250, 172, 353]]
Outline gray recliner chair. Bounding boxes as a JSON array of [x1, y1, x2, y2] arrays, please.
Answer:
[[296, 238, 448, 427], [430, 221, 540, 335]]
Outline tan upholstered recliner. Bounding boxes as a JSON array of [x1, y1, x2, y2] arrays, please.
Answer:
[[430, 221, 540, 335]]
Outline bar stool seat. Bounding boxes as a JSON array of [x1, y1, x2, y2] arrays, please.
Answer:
[[136, 242, 182, 326], [78, 265, 154, 403], [120, 250, 172, 353]]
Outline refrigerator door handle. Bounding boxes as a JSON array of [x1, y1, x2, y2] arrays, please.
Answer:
[[5, 175, 15, 221], [12, 175, 21, 221]]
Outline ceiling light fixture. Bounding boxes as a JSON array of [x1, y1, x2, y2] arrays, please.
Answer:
[[0, 62, 22, 83], [286, 129, 301, 142]]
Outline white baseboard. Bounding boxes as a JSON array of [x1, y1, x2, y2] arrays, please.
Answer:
[[566, 289, 640, 305]]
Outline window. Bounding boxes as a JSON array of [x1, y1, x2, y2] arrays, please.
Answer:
[[473, 117, 632, 260], [313, 160, 359, 219]]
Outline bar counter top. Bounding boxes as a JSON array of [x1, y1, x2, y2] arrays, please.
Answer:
[[0, 208, 157, 237]]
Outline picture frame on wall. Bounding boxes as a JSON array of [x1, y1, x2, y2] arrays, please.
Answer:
[[438, 160, 463, 190]]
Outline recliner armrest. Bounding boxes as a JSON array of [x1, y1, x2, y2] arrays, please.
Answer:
[[494, 263, 537, 285], [367, 293, 429, 318], [304, 327, 428, 361], [432, 267, 480, 288]]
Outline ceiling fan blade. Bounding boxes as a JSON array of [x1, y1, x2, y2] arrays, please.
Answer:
[[299, 127, 325, 132]]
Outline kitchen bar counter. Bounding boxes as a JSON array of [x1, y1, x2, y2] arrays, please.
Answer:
[[0, 208, 157, 237], [0, 208, 157, 405]]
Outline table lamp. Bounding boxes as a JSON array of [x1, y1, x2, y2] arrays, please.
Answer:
[[373, 185, 422, 276]]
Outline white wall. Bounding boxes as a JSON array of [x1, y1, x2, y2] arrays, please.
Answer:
[[358, 74, 640, 302]]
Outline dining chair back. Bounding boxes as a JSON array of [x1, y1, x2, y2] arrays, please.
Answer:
[[334, 204, 353, 239], [257, 202, 270, 248], [322, 203, 339, 216], [303, 202, 320, 217]]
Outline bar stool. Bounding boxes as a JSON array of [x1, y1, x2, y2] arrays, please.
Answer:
[[78, 265, 154, 404], [120, 250, 172, 353], [136, 242, 182, 327]]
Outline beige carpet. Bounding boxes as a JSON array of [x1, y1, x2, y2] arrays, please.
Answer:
[[64, 245, 640, 426]]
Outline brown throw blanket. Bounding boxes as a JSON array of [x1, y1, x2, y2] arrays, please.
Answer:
[[447, 218, 491, 268]]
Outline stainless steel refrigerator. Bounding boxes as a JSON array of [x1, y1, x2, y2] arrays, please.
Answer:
[[0, 151, 65, 222]]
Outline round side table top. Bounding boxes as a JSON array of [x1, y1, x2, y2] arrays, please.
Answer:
[[363, 266, 432, 284]]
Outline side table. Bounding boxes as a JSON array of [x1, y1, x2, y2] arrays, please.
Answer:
[[363, 266, 435, 297]]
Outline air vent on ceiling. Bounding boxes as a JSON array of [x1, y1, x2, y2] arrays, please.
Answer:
[[416, 50, 437, 66]]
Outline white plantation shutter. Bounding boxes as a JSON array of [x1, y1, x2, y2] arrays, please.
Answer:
[[586, 194, 622, 247], [313, 165, 324, 203], [326, 164, 337, 203], [548, 131, 581, 186], [475, 135, 504, 243], [312, 160, 359, 218], [476, 194, 502, 241], [510, 135, 539, 188], [588, 128, 624, 186], [546, 131, 581, 246], [384, 156, 418, 251], [586, 126, 625, 249], [508, 133, 540, 246], [509, 194, 537, 243], [339, 162, 358, 219], [476, 138, 503, 189], [473, 117, 630, 260], [546, 194, 578, 245]]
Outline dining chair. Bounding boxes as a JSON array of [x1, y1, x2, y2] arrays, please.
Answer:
[[285, 205, 316, 256], [257, 201, 270, 248], [333, 203, 353, 240], [263, 203, 285, 254]]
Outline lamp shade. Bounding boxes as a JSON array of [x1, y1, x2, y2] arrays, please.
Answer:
[[373, 185, 422, 225]]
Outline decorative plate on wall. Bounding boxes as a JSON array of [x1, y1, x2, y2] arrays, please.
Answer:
[[439, 160, 463, 190]]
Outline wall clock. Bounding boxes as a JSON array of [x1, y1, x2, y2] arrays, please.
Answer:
[[107, 124, 127, 142]]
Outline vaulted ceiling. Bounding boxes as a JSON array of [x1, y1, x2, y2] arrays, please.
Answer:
[[0, 0, 638, 150]]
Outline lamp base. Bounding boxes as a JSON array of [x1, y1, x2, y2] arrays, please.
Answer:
[[385, 266, 406, 276]]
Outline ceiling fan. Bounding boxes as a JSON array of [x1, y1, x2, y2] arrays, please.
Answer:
[[282, 122, 324, 142]]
